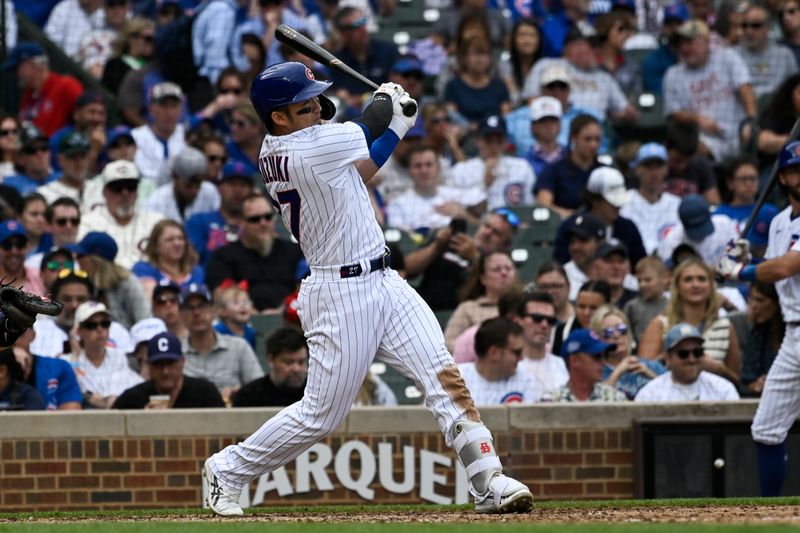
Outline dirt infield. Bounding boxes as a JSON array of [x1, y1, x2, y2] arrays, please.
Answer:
[[5, 505, 800, 525]]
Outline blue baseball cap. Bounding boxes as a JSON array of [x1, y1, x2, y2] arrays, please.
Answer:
[[561, 329, 616, 358], [106, 125, 134, 149], [220, 161, 253, 183], [663, 2, 690, 22], [631, 142, 668, 168], [179, 283, 211, 306], [664, 323, 704, 351], [2, 42, 45, 71], [0, 220, 27, 244], [152, 278, 181, 300], [391, 55, 424, 75], [148, 332, 184, 363], [678, 194, 714, 242], [67, 232, 118, 262], [479, 114, 507, 136], [746, 205, 779, 247], [612, 0, 636, 12], [779, 140, 800, 171]]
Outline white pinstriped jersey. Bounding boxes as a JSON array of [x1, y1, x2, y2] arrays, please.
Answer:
[[457, 362, 541, 405], [766, 206, 800, 323], [449, 156, 536, 210], [259, 122, 385, 267], [60, 346, 143, 398]]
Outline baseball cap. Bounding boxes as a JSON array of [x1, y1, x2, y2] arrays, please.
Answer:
[[170, 147, 207, 180], [631, 142, 668, 168], [587, 166, 629, 208], [678, 194, 714, 241], [101, 160, 140, 187], [540, 63, 571, 87], [130, 317, 168, 348], [391, 55, 424, 75], [746, 205, 779, 247], [220, 161, 253, 183], [530, 96, 563, 122], [152, 279, 181, 300], [67, 232, 119, 262], [179, 283, 212, 306], [664, 2, 690, 22], [75, 300, 112, 326], [561, 328, 616, 358], [40, 246, 74, 269], [568, 213, 606, 240], [2, 42, 45, 71], [147, 331, 183, 363], [75, 91, 105, 109], [0, 220, 27, 244], [58, 131, 91, 155], [612, 0, 636, 12], [593, 241, 629, 260], [405, 116, 426, 139], [150, 81, 184, 103], [664, 322, 704, 351], [564, 27, 591, 46], [19, 122, 48, 150], [106, 125, 134, 149], [676, 19, 709, 39], [479, 114, 507, 136], [779, 140, 800, 171]]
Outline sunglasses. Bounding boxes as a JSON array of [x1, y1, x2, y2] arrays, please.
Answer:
[[245, 213, 274, 223], [545, 81, 569, 90], [46, 260, 74, 271], [219, 88, 242, 95], [675, 347, 704, 359], [106, 180, 138, 194], [492, 208, 520, 230], [0, 128, 19, 137], [430, 116, 450, 125], [80, 319, 111, 330], [231, 119, 251, 128], [339, 16, 368, 30], [22, 145, 49, 154], [54, 217, 80, 227], [602, 324, 628, 339], [1, 238, 27, 251], [527, 313, 558, 326], [742, 21, 766, 29], [154, 294, 179, 305], [207, 155, 226, 163], [57, 268, 89, 279]]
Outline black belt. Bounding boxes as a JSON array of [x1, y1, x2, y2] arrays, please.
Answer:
[[340, 248, 391, 278]]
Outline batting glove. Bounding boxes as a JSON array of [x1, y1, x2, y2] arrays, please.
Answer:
[[724, 238, 752, 265], [716, 254, 745, 281], [375, 83, 404, 104], [388, 92, 418, 139]]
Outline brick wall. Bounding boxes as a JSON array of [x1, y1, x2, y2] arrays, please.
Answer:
[[0, 403, 757, 511]]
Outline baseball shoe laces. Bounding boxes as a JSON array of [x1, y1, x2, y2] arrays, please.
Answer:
[[474, 473, 534, 514], [202, 458, 244, 517]]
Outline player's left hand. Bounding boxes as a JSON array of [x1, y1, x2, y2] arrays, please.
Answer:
[[724, 238, 751, 264], [388, 92, 418, 138], [717, 253, 745, 281]]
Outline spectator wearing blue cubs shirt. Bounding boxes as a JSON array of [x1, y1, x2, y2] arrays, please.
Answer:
[[13, 328, 82, 410], [186, 161, 254, 266]]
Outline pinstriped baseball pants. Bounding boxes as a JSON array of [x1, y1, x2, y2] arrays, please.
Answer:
[[208, 268, 478, 492], [752, 326, 800, 445]]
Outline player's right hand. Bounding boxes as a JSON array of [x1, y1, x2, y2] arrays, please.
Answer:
[[375, 82, 404, 103]]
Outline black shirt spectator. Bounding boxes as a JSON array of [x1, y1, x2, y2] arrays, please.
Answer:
[[113, 377, 224, 408], [232, 376, 306, 407]]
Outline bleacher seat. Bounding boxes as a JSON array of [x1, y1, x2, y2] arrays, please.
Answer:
[[509, 206, 561, 282], [369, 362, 423, 405]]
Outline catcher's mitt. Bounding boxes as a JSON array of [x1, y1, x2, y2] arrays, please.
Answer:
[[0, 281, 64, 345]]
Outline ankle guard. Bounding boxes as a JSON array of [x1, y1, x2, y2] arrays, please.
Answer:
[[450, 420, 502, 496]]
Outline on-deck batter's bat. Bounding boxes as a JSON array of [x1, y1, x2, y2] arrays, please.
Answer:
[[274, 24, 417, 117], [715, 117, 800, 283]]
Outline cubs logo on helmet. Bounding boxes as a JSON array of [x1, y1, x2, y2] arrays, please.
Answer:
[[779, 140, 800, 170]]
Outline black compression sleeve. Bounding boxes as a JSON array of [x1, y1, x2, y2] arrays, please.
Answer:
[[353, 93, 393, 146]]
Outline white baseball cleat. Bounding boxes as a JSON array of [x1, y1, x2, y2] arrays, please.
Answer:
[[474, 473, 534, 514], [202, 458, 244, 517]]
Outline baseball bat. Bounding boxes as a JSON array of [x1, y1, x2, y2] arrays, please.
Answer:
[[275, 24, 417, 117], [715, 117, 800, 283]]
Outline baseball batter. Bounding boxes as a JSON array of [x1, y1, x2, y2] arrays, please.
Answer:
[[201, 62, 533, 516], [718, 140, 800, 496]]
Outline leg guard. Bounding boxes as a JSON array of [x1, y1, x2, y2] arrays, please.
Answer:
[[450, 420, 502, 496]]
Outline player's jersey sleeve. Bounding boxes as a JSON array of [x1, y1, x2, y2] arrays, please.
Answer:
[[296, 122, 369, 188]]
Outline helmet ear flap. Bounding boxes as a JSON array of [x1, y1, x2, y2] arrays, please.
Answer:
[[319, 94, 336, 120]]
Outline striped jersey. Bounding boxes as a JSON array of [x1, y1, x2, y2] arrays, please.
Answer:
[[766, 206, 800, 322], [259, 122, 385, 267]]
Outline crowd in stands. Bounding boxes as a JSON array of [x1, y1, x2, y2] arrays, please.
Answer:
[[1, 0, 797, 410]]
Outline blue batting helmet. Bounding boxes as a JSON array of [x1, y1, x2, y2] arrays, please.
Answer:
[[250, 62, 335, 125], [779, 140, 800, 171]]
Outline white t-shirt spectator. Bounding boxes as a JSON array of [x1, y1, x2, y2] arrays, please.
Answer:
[[386, 185, 483, 231], [143, 182, 220, 223], [78, 207, 165, 269], [457, 362, 541, 404], [44, 0, 105, 60], [517, 356, 569, 401], [634, 370, 740, 401], [449, 156, 536, 210]]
